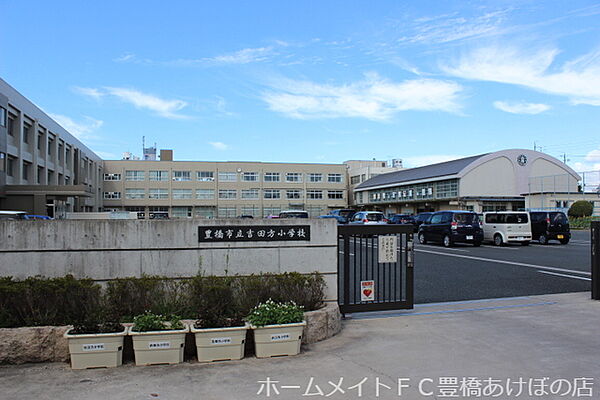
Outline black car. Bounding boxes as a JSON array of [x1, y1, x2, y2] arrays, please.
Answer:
[[414, 212, 433, 230], [529, 211, 571, 244], [418, 211, 483, 247], [328, 209, 356, 224], [388, 214, 417, 230]]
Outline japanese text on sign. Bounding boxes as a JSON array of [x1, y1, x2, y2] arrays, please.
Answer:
[[198, 226, 311, 242], [378, 235, 398, 263]]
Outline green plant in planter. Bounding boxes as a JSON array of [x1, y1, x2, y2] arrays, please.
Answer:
[[131, 311, 184, 332], [246, 299, 304, 327], [191, 276, 245, 329]]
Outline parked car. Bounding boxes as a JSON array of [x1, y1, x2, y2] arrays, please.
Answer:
[[0, 211, 27, 220], [414, 212, 433, 230], [348, 211, 388, 225], [388, 214, 417, 230], [279, 210, 309, 218], [482, 212, 532, 246], [529, 211, 571, 244], [318, 214, 345, 223], [418, 211, 483, 247], [328, 209, 356, 224], [238, 215, 254, 219], [24, 214, 53, 220]]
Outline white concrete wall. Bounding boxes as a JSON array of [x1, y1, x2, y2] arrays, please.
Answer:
[[460, 156, 516, 197], [0, 219, 338, 301]]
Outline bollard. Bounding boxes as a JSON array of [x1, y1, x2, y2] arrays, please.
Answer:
[[592, 221, 600, 300]]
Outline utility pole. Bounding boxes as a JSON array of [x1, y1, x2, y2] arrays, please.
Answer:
[[533, 141, 537, 151]]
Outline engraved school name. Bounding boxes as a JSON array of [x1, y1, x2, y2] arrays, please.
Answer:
[[198, 226, 311, 242]]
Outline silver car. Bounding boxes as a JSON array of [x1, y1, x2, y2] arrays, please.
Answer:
[[348, 211, 388, 225]]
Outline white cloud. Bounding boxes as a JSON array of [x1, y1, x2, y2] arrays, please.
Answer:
[[48, 114, 103, 140], [442, 46, 600, 106], [170, 46, 275, 67], [209, 142, 229, 150], [493, 101, 551, 114], [402, 154, 465, 168], [262, 73, 463, 120], [73, 86, 104, 100], [76, 86, 190, 119]]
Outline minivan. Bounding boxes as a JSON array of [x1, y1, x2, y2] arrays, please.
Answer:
[[328, 209, 356, 224], [529, 211, 571, 244], [418, 211, 483, 247], [278, 210, 309, 218], [483, 212, 532, 246]]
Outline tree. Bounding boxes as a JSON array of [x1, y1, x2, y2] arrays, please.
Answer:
[[568, 200, 594, 218]]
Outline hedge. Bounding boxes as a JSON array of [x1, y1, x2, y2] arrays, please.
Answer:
[[0, 272, 326, 328], [568, 201, 594, 218]]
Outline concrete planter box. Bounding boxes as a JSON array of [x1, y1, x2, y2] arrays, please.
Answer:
[[190, 324, 248, 362], [128, 325, 189, 366], [252, 321, 306, 358], [64, 328, 127, 370]]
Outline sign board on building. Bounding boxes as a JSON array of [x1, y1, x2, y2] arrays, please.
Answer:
[[378, 235, 397, 263], [198, 225, 311, 242], [361, 280, 375, 302]]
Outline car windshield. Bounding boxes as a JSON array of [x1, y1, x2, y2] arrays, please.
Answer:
[[339, 210, 354, 217], [454, 213, 478, 224], [366, 213, 384, 221]]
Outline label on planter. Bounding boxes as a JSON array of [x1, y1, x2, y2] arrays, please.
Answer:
[[82, 343, 105, 351], [270, 333, 291, 341], [148, 341, 171, 349], [211, 337, 232, 345]]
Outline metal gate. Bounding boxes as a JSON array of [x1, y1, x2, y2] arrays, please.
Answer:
[[338, 224, 414, 314]]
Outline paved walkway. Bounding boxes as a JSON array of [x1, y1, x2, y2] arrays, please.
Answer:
[[1, 292, 599, 399]]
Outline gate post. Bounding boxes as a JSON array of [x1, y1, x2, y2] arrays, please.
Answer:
[[592, 221, 600, 300]]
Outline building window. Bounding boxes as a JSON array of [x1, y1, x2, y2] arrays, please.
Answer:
[[125, 188, 145, 199], [48, 136, 54, 156], [219, 189, 237, 199], [172, 170, 191, 181], [286, 172, 302, 183], [103, 191, 121, 199], [65, 147, 71, 167], [195, 206, 215, 219], [328, 190, 344, 199], [7, 115, 15, 136], [197, 171, 214, 181], [307, 206, 325, 218], [241, 206, 261, 218], [242, 172, 259, 182], [264, 189, 281, 199], [263, 206, 281, 217], [22, 161, 30, 181], [307, 190, 323, 199], [172, 206, 192, 218], [149, 189, 169, 199], [125, 206, 146, 219], [264, 172, 280, 182], [308, 173, 322, 183], [103, 173, 121, 181], [218, 172, 237, 182], [6, 156, 14, 177], [286, 189, 302, 199], [149, 170, 169, 181], [125, 170, 145, 181], [173, 189, 193, 199], [196, 189, 215, 199], [149, 206, 169, 219], [350, 175, 361, 185], [218, 207, 237, 218], [47, 170, 54, 183], [0, 107, 6, 127], [37, 166, 43, 184], [0, 153, 5, 173], [328, 173, 343, 183], [241, 189, 259, 199], [23, 123, 31, 144]]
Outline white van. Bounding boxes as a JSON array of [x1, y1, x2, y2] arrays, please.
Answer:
[[0, 210, 27, 220], [482, 212, 532, 246]]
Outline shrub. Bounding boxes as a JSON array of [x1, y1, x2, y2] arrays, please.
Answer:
[[246, 299, 304, 327], [190, 276, 245, 329], [131, 311, 184, 332], [104, 276, 192, 322], [568, 201, 594, 218], [0, 275, 101, 328]]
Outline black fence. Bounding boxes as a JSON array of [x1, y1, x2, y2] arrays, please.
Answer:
[[592, 221, 600, 300], [338, 224, 414, 314]]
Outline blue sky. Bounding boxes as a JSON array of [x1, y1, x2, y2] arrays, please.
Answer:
[[1, 1, 600, 171]]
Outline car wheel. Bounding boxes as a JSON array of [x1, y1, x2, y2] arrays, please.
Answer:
[[494, 234, 503, 246], [443, 235, 452, 247], [538, 234, 548, 245], [560, 237, 570, 245], [418, 233, 427, 244], [521, 241, 530, 246], [473, 241, 481, 247]]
